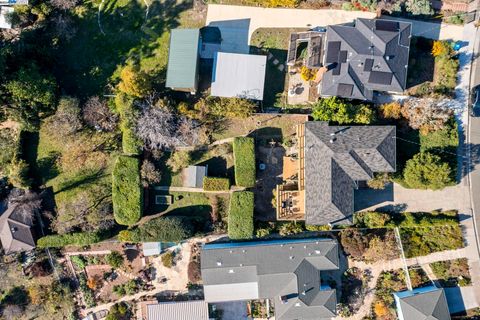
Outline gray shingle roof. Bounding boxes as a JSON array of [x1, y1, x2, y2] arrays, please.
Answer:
[[183, 165, 207, 188], [394, 287, 451, 320], [201, 238, 339, 320], [0, 204, 35, 254], [304, 122, 396, 225], [321, 18, 411, 101]]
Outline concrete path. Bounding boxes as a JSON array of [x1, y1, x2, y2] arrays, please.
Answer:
[[206, 4, 464, 42], [153, 186, 245, 193], [206, 5, 375, 42]]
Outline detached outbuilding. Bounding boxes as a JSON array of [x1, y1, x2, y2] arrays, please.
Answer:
[[166, 28, 201, 93], [211, 52, 267, 101]]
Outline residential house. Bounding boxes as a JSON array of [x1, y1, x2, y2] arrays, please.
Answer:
[[286, 19, 412, 103], [276, 121, 396, 226], [394, 286, 451, 320], [211, 52, 266, 101], [321, 18, 412, 100], [0, 202, 36, 254], [201, 238, 339, 320], [138, 300, 210, 320], [166, 28, 201, 93]]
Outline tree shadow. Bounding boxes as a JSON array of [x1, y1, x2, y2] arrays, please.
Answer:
[[46, 0, 193, 97], [460, 143, 480, 180], [406, 37, 435, 89], [55, 169, 106, 194], [250, 46, 287, 109], [354, 183, 395, 212], [197, 156, 231, 180], [36, 152, 61, 184]]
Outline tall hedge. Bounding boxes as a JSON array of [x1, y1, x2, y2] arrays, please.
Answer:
[[228, 191, 254, 240], [203, 177, 231, 191], [112, 156, 143, 226], [37, 232, 102, 248], [118, 217, 193, 242], [233, 137, 256, 187]]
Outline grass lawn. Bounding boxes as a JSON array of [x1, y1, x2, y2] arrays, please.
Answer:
[[148, 190, 230, 219], [155, 143, 235, 187], [212, 114, 308, 142], [52, 0, 203, 97], [250, 28, 307, 108]]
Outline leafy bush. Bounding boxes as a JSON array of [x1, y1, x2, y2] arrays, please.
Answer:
[[311, 97, 375, 124], [106, 302, 130, 320], [380, 102, 402, 119], [435, 55, 459, 92], [268, 0, 298, 7], [431, 41, 452, 57], [105, 251, 124, 269], [430, 258, 471, 287], [161, 251, 174, 268], [403, 152, 454, 190], [278, 221, 304, 236], [119, 217, 193, 242], [401, 225, 463, 257], [37, 232, 102, 247], [233, 137, 256, 188], [78, 273, 96, 307], [367, 172, 390, 189], [300, 66, 316, 81], [203, 177, 231, 191], [71, 255, 86, 269], [112, 156, 143, 226], [339, 229, 398, 262], [419, 117, 458, 151], [7, 158, 32, 189], [228, 191, 254, 240], [354, 212, 392, 228], [0, 128, 20, 176], [305, 224, 332, 231], [405, 0, 433, 15], [352, 0, 377, 11]]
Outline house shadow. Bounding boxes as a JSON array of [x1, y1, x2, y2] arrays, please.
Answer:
[[444, 286, 467, 314], [354, 183, 395, 212]]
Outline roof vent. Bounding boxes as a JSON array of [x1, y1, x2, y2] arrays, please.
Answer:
[[289, 256, 294, 260], [386, 56, 390, 61], [295, 302, 301, 307], [239, 263, 243, 267], [242, 249, 246, 253], [229, 250, 233, 253], [10, 227, 17, 233], [329, 138, 335, 144], [216, 261, 222, 266], [228, 269, 234, 274], [303, 245, 307, 249], [315, 250, 321, 254], [289, 246, 293, 250]]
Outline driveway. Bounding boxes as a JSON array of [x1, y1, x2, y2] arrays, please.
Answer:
[[206, 5, 464, 42], [206, 5, 375, 42], [445, 286, 479, 313]]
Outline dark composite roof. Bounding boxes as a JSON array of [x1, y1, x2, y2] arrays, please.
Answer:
[[321, 18, 411, 101], [0, 203, 35, 254], [201, 238, 339, 320], [304, 122, 396, 225], [394, 287, 451, 320]]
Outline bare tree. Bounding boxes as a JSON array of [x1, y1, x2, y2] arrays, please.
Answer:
[[51, 14, 77, 41], [50, 0, 78, 10], [82, 96, 118, 132], [141, 160, 161, 187], [401, 98, 453, 133], [45, 97, 82, 139], [135, 107, 199, 150], [2, 304, 22, 320]]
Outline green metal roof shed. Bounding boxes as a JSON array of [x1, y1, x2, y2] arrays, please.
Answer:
[[166, 28, 200, 93]]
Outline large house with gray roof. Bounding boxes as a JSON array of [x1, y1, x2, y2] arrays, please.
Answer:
[[304, 122, 396, 225], [394, 286, 451, 320], [0, 203, 36, 254], [320, 18, 411, 101], [201, 238, 339, 320]]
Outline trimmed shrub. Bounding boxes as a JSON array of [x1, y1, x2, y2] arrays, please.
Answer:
[[37, 232, 102, 248], [112, 156, 143, 226], [203, 177, 231, 191], [403, 152, 454, 190], [161, 251, 174, 268], [233, 137, 256, 188], [228, 191, 254, 240], [119, 217, 193, 242]]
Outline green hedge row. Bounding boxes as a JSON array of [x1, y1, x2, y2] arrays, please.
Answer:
[[354, 210, 458, 229], [37, 231, 102, 248], [228, 191, 254, 240], [112, 155, 143, 226], [233, 137, 256, 188], [118, 216, 193, 242], [203, 177, 231, 191]]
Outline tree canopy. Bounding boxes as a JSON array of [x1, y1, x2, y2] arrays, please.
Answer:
[[403, 152, 454, 190], [311, 97, 375, 124]]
